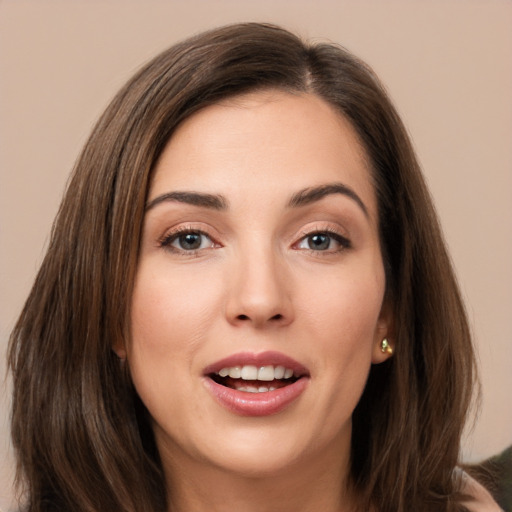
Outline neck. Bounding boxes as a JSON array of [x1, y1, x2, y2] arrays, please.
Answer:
[[161, 434, 359, 512]]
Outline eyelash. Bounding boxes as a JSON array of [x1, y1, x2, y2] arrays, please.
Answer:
[[158, 226, 218, 255], [157, 226, 351, 256], [295, 228, 351, 253]]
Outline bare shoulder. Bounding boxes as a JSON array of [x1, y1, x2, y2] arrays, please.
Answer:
[[458, 470, 503, 512]]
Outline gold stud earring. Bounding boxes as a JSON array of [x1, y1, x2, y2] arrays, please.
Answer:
[[381, 338, 393, 355]]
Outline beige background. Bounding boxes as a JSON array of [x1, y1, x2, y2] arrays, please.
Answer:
[[1, 1, 511, 509]]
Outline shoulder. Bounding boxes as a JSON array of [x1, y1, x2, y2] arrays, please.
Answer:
[[458, 470, 503, 512]]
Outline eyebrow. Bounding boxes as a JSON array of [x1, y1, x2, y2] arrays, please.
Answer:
[[145, 191, 228, 211], [287, 183, 368, 217], [145, 182, 367, 216]]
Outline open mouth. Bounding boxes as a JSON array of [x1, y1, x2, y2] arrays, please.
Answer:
[[209, 364, 300, 393], [203, 353, 310, 415]]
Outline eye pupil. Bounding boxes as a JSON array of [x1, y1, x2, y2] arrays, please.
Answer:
[[308, 233, 330, 250], [179, 233, 202, 250]]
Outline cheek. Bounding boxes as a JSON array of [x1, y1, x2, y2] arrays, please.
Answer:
[[127, 262, 223, 412], [130, 263, 220, 357], [298, 260, 385, 398], [300, 266, 385, 349], [306, 272, 385, 428]]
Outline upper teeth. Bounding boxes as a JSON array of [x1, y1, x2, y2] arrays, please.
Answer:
[[216, 365, 294, 381]]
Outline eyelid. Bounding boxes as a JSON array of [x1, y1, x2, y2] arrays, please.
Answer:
[[154, 221, 351, 256], [158, 224, 221, 254], [292, 224, 352, 253]]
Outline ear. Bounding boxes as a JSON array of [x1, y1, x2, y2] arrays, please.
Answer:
[[112, 339, 127, 360], [371, 298, 395, 364]]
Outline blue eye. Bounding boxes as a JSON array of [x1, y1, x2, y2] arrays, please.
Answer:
[[296, 231, 350, 252], [161, 230, 215, 252]]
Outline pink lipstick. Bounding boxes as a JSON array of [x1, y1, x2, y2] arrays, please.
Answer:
[[203, 351, 310, 416]]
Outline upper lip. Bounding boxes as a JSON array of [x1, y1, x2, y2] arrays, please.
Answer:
[[203, 351, 310, 377]]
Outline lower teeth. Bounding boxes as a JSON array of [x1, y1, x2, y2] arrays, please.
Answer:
[[210, 374, 297, 392], [237, 385, 276, 393]]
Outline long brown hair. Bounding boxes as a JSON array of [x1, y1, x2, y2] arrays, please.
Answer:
[[9, 23, 476, 512]]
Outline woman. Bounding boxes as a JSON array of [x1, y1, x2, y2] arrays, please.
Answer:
[[8, 23, 500, 512]]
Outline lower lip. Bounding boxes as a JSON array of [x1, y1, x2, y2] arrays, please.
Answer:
[[203, 377, 309, 417]]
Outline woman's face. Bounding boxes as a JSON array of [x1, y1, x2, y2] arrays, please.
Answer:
[[126, 91, 392, 478]]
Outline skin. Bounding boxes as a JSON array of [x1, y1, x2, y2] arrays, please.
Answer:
[[460, 473, 503, 512], [121, 90, 393, 512]]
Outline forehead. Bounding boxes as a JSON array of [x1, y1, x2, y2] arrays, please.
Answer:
[[150, 90, 376, 217]]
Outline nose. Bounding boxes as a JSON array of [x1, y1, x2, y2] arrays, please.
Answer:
[[225, 246, 294, 328]]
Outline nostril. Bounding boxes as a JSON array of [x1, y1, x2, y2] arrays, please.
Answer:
[[235, 313, 284, 322]]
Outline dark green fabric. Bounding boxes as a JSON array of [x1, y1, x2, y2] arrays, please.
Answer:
[[469, 445, 512, 511]]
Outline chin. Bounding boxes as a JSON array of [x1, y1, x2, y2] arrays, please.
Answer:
[[192, 415, 348, 479], [206, 443, 307, 479], [156, 415, 315, 479]]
